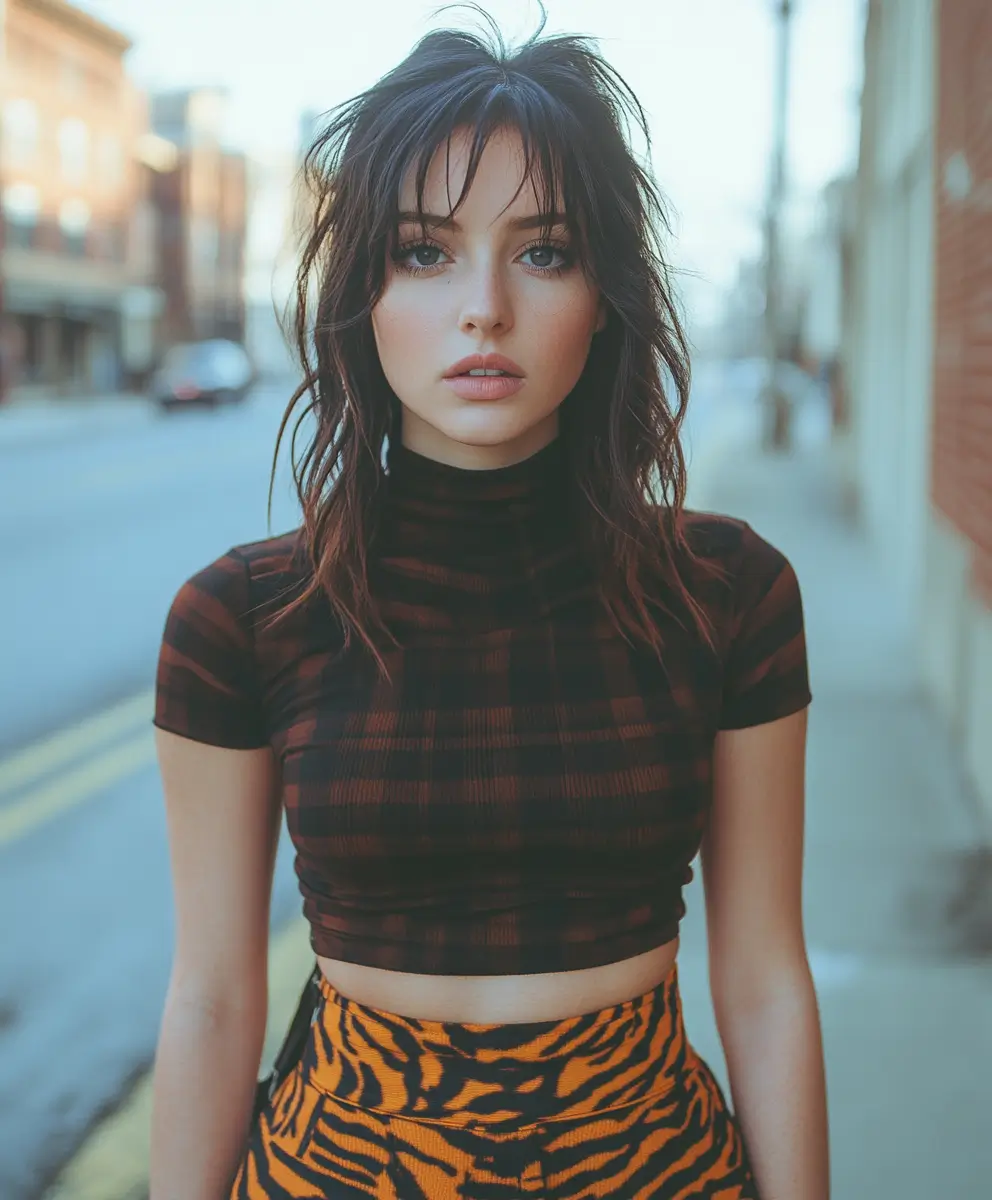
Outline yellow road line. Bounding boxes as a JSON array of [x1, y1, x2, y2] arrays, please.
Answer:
[[0, 730, 157, 846], [0, 690, 153, 799], [45, 915, 315, 1200]]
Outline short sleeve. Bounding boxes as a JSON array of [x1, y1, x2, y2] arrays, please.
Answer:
[[153, 548, 268, 749], [719, 524, 812, 730]]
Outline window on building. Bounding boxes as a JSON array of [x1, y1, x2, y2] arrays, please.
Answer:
[[2, 182, 40, 250], [2, 99, 40, 168], [59, 197, 91, 257], [19, 314, 45, 384], [59, 118, 89, 184]]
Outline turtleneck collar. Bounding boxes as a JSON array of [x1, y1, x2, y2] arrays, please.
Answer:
[[385, 436, 568, 520], [381, 437, 576, 561], [373, 436, 587, 631]]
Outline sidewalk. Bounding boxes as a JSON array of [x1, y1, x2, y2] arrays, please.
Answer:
[[680, 406, 992, 1199], [0, 391, 157, 452]]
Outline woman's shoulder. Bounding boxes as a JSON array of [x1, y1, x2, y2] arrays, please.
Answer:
[[154, 530, 309, 748], [679, 509, 794, 577], [228, 527, 307, 583], [679, 510, 811, 727], [675, 509, 804, 634], [160, 529, 310, 659], [173, 529, 307, 611]]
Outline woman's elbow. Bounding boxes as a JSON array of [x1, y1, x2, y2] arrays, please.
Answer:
[[709, 944, 816, 1022], [164, 954, 269, 1030]]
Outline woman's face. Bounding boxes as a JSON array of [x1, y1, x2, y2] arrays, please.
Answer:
[[371, 126, 607, 469]]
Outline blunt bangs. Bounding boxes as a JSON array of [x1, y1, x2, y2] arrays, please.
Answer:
[[375, 85, 595, 266]]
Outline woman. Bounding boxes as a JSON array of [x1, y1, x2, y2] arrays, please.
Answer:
[[150, 8, 829, 1198]]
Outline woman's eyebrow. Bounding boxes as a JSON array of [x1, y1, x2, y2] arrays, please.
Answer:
[[396, 211, 568, 232]]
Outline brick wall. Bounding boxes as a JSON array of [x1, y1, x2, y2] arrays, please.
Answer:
[[932, 0, 992, 603]]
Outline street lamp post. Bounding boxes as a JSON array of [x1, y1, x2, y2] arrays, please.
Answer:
[[762, 0, 796, 451]]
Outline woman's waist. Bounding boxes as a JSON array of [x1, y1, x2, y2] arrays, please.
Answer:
[[303, 941, 691, 1129], [316, 937, 679, 1024]]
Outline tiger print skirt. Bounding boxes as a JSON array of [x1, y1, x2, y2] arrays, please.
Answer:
[[231, 964, 758, 1199]]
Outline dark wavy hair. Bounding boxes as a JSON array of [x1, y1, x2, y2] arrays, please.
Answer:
[[269, 2, 720, 674]]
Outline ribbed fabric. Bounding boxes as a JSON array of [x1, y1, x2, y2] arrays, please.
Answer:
[[154, 437, 811, 974], [231, 965, 758, 1199]]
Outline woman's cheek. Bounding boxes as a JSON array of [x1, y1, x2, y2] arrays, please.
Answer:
[[539, 301, 599, 358], [373, 294, 438, 361]]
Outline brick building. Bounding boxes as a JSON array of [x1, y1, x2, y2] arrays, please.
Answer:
[[148, 88, 247, 348], [0, 0, 158, 395], [843, 0, 992, 820]]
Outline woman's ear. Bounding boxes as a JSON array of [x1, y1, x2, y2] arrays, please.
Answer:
[[595, 298, 608, 333]]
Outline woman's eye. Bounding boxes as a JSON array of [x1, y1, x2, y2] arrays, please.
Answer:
[[524, 245, 558, 269], [394, 243, 445, 268], [394, 240, 570, 273], [410, 244, 443, 267]]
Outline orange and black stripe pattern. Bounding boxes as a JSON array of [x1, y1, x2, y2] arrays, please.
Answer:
[[231, 967, 757, 1199]]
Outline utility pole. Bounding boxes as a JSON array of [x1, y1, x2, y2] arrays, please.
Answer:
[[761, 0, 795, 450]]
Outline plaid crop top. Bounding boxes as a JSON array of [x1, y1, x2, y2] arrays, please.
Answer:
[[154, 437, 811, 975]]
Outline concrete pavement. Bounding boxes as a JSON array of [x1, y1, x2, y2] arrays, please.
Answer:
[[680, 405, 992, 1199]]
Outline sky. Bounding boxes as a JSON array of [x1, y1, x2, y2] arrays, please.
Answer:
[[77, 0, 866, 328]]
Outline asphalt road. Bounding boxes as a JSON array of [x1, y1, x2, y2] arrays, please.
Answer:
[[0, 383, 309, 1199], [0, 364, 802, 1199]]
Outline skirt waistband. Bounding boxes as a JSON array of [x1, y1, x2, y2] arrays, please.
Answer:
[[300, 965, 695, 1131]]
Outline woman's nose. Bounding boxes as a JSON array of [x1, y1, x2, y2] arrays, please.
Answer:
[[457, 264, 513, 335]]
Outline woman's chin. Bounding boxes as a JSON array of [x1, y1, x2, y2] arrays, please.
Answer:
[[402, 405, 559, 458]]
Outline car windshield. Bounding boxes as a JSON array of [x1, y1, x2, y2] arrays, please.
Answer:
[[161, 343, 225, 371], [162, 344, 203, 371]]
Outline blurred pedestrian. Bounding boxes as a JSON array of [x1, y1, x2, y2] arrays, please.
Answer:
[[149, 5, 828, 1198]]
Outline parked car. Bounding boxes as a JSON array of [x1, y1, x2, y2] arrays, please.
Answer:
[[152, 339, 254, 410]]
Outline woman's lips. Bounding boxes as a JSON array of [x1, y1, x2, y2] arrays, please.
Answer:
[[443, 375, 526, 400]]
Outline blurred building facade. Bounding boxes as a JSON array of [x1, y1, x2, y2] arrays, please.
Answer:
[[1, 8, 252, 405], [242, 106, 327, 381], [717, 210, 823, 367], [799, 180, 855, 365], [243, 148, 299, 380], [791, 176, 858, 430], [717, 258, 766, 360], [0, 0, 154, 396], [843, 0, 992, 822], [148, 88, 247, 350]]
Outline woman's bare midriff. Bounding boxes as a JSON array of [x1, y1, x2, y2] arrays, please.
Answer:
[[317, 937, 680, 1024]]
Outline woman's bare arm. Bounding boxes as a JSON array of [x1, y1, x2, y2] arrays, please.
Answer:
[[701, 708, 829, 1200], [149, 729, 282, 1200]]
